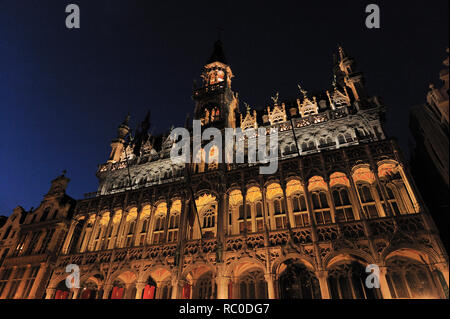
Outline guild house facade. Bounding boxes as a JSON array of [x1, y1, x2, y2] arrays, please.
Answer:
[[0, 41, 448, 299]]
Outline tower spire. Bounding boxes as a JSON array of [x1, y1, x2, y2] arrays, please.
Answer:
[[207, 36, 227, 65]]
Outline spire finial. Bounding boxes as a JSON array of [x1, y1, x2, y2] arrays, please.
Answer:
[[122, 113, 130, 126], [271, 92, 279, 104], [338, 44, 347, 61], [62, 169, 67, 176], [297, 83, 308, 98], [244, 102, 251, 113]]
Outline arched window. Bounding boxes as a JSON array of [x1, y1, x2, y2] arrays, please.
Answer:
[[311, 191, 331, 225], [238, 204, 252, 234], [338, 134, 346, 145], [273, 198, 288, 229], [328, 262, 377, 299], [195, 272, 214, 299], [279, 263, 321, 299], [332, 187, 355, 222], [202, 206, 216, 238], [255, 201, 264, 232], [152, 214, 166, 244], [139, 218, 150, 246], [357, 184, 379, 219], [386, 258, 441, 299], [382, 184, 401, 215], [167, 213, 180, 243], [291, 194, 309, 227], [238, 269, 267, 299], [125, 220, 136, 247]]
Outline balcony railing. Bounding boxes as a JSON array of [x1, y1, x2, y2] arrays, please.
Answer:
[[55, 213, 427, 268]]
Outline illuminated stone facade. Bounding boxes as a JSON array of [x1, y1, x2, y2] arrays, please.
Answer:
[[0, 42, 448, 299]]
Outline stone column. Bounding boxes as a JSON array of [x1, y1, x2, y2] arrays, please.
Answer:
[[102, 212, 115, 250], [260, 182, 270, 246], [162, 200, 172, 244], [281, 182, 294, 228], [241, 186, 248, 236], [264, 273, 276, 299], [232, 277, 239, 299], [316, 270, 331, 299], [144, 205, 156, 245], [171, 277, 180, 299], [45, 288, 56, 299], [325, 179, 337, 223], [217, 191, 227, 244], [72, 288, 80, 299], [135, 282, 146, 299], [215, 276, 229, 299], [102, 284, 113, 299], [347, 172, 364, 220], [132, 206, 143, 246], [114, 210, 128, 248], [378, 266, 392, 299]]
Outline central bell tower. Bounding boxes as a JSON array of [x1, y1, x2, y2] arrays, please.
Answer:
[[192, 40, 239, 129]]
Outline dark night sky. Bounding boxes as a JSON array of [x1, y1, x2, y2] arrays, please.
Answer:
[[0, 1, 448, 215]]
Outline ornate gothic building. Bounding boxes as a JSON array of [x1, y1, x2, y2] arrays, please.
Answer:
[[0, 41, 448, 300]]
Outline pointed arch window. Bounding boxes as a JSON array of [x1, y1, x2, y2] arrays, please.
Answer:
[[357, 183, 379, 219], [332, 187, 355, 222], [202, 205, 217, 238], [291, 194, 309, 227], [255, 201, 264, 232], [311, 190, 331, 225], [167, 212, 180, 243], [381, 184, 401, 215], [125, 219, 136, 247], [152, 214, 166, 244], [273, 197, 288, 229]]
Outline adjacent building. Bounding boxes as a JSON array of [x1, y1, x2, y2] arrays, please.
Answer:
[[410, 48, 449, 251]]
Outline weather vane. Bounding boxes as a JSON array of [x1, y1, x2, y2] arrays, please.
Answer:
[[270, 92, 279, 104]]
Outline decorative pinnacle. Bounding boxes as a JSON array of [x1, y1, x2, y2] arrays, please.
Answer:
[[122, 113, 130, 126], [338, 45, 346, 61], [270, 92, 279, 104], [244, 102, 251, 113], [62, 170, 67, 176], [297, 83, 308, 98]]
